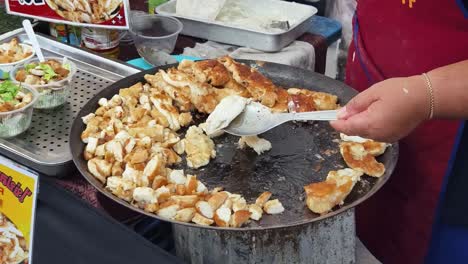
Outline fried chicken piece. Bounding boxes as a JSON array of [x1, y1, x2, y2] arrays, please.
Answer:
[[142, 155, 166, 184], [218, 56, 277, 107], [178, 59, 250, 101], [184, 126, 216, 168], [287, 88, 339, 111], [271, 88, 290, 113], [205, 95, 249, 136], [362, 141, 388, 156], [232, 197, 247, 212], [195, 201, 214, 219], [238, 135, 272, 155], [339, 133, 389, 156], [248, 204, 263, 221], [192, 213, 214, 226], [263, 199, 285, 214], [144, 72, 193, 111], [171, 195, 199, 208], [255, 191, 272, 207], [149, 91, 182, 131], [177, 59, 195, 74], [157, 204, 180, 219], [175, 208, 196, 222], [87, 158, 112, 183], [214, 207, 232, 227], [191, 60, 231, 87], [339, 142, 386, 177], [133, 187, 158, 207], [185, 174, 198, 194], [160, 68, 219, 113], [287, 93, 317, 113], [230, 210, 251, 227], [120, 82, 143, 100], [304, 168, 362, 214], [208, 192, 229, 211], [106, 176, 135, 202]]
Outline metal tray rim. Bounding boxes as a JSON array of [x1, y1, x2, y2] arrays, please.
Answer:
[[0, 30, 141, 175]]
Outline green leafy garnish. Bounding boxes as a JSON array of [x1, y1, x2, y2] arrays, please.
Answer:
[[0, 81, 20, 103], [25, 63, 36, 72], [63, 63, 71, 71], [37, 64, 57, 81]]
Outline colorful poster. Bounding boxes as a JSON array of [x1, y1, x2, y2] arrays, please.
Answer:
[[5, 0, 130, 29], [0, 155, 38, 264]]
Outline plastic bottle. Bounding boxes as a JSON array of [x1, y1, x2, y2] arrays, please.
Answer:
[[148, 0, 168, 14], [81, 27, 121, 59]]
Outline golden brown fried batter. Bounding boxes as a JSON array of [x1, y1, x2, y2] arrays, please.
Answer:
[[192, 60, 231, 87], [339, 142, 385, 177], [218, 56, 278, 107], [304, 168, 362, 214], [287, 88, 339, 111]]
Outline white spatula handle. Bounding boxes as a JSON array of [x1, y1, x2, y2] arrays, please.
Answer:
[[292, 110, 339, 121], [22, 20, 45, 62]]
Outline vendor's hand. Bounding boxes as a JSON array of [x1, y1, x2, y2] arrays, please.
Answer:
[[330, 76, 429, 142]]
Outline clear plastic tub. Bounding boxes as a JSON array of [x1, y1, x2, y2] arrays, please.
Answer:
[[0, 43, 35, 79], [0, 85, 38, 138], [10, 57, 77, 110], [129, 14, 182, 66]]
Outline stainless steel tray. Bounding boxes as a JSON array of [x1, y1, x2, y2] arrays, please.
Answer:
[[0, 30, 140, 176], [156, 0, 317, 52]]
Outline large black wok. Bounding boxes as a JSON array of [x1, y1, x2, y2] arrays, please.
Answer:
[[70, 60, 398, 230]]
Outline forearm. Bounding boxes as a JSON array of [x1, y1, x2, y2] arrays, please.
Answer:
[[425, 60, 468, 119]]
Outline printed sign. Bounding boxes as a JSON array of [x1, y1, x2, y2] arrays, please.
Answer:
[[0, 155, 38, 264], [5, 0, 130, 29]]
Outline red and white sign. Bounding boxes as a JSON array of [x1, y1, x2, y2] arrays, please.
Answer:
[[5, 0, 130, 29]]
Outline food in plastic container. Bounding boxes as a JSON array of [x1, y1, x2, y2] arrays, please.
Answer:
[[0, 38, 35, 79], [11, 57, 76, 109], [0, 80, 38, 138]]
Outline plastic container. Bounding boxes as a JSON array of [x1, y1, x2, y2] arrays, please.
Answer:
[[0, 85, 38, 138], [10, 57, 77, 110], [129, 14, 182, 66], [0, 43, 35, 80]]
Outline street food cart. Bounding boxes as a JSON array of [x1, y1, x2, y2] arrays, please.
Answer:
[[0, 1, 394, 263]]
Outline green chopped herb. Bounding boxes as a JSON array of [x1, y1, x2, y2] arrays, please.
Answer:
[[37, 64, 57, 81], [0, 81, 20, 103]]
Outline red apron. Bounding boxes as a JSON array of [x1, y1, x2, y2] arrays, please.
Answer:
[[346, 1, 468, 263]]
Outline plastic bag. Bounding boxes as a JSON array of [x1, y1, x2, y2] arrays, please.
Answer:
[[325, 0, 356, 48], [176, 0, 227, 20]]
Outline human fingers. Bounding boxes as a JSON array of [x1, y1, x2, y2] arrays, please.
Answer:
[[330, 110, 372, 138], [338, 88, 380, 120]]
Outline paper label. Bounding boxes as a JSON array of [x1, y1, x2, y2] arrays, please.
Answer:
[[5, 0, 130, 29], [0, 155, 38, 264]]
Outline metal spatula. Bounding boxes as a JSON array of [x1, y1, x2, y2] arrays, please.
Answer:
[[223, 102, 338, 136]]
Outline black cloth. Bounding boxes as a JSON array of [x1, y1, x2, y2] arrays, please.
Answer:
[[438, 122, 468, 227], [33, 178, 184, 264]]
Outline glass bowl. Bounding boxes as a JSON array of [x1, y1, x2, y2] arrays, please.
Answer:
[[0, 85, 38, 138], [10, 57, 77, 110]]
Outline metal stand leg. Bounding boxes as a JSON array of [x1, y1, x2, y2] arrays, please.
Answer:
[[173, 209, 356, 264]]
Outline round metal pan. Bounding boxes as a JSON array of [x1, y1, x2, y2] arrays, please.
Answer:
[[70, 60, 399, 231]]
